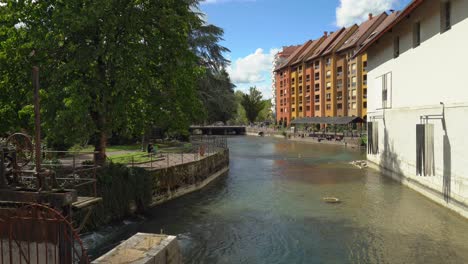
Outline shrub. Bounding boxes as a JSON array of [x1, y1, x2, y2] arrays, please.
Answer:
[[75, 163, 152, 231]]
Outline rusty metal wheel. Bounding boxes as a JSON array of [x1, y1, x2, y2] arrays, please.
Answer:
[[6, 133, 34, 168]]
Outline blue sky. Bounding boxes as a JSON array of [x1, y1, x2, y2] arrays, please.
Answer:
[[200, 0, 410, 99]]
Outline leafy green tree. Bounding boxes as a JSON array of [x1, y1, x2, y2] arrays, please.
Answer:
[[0, 0, 205, 163], [241, 87, 265, 124], [258, 99, 273, 122], [197, 69, 236, 124], [231, 90, 248, 125], [190, 23, 236, 124]]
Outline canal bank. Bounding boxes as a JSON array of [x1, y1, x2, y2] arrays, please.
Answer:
[[92, 136, 468, 264], [246, 131, 363, 148]]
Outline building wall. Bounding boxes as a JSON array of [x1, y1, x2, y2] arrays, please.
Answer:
[[276, 69, 291, 125], [305, 63, 314, 117], [335, 56, 346, 117], [324, 55, 334, 117], [367, 0, 468, 217], [362, 53, 368, 119], [312, 59, 325, 117], [290, 69, 298, 119]]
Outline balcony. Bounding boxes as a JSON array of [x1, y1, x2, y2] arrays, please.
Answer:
[[337, 84, 343, 90], [352, 83, 357, 87], [314, 99, 320, 103], [337, 96, 343, 101], [326, 98, 331, 102], [314, 88, 320, 92], [337, 72, 343, 77]]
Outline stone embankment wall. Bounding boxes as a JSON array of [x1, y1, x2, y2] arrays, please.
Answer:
[[246, 127, 363, 147], [148, 149, 229, 206], [92, 233, 182, 264]]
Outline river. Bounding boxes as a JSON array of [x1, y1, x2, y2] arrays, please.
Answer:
[[92, 136, 468, 263]]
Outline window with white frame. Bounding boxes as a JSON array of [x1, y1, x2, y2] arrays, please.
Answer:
[[377, 72, 393, 109]]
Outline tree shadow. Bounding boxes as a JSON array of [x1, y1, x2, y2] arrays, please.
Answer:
[[379, 119, 405, 180], [443, 135, 451, 202], [442, 106, 451, 202]]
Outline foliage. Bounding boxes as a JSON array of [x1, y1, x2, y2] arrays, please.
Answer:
[[240, 87, 266, 123], [231, 90, 248, 125], [360, 135, 368, 146], [77, 163, 152, 230], [0, 0, 211, 161], [191, 24, 236, 124], [197, 69, 236, 124], [258, 99, 273, 122]]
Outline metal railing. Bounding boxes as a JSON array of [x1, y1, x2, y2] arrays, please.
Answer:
[[111, 136, 228, 170], [32, 150, 99, 198]]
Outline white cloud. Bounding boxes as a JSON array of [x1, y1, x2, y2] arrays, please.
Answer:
[[227, 48, 279, 84], [336, 0, 397, 27]]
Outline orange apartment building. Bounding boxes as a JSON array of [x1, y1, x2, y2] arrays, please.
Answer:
[[274, 12, 390, 125], [275, 45, 301, 126]]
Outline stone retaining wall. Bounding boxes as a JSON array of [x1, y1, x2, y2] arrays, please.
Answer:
[[148, 149, 229, 206]]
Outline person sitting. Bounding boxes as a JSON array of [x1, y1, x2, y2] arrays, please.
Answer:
[[147, 143, 154, 154]]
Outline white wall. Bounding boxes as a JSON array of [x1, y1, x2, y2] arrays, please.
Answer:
[[367, 0, 468, 218]]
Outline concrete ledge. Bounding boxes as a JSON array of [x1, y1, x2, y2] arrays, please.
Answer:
[[367, 160, 468, 219], [150, 166, 229, 207], [92, 233, 182, 264]]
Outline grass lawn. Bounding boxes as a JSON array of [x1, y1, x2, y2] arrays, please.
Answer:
[[70, 144, 142, 153], [108, 152, 157, 164], [71, 142, 188, 153], [68, 142, 194, 164]]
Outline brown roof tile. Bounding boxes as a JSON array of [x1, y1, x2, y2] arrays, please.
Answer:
[[306, 29, 345, 61], [276, 40, 313, 70], [290, 38, 324, 65], [354, 11, 401, 56], [337, 12, 388, 52], [354, 0, 424, 57], [322, 26, 357, 56]]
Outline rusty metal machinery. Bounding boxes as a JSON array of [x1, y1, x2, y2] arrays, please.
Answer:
[[0, 133, 34, 188]]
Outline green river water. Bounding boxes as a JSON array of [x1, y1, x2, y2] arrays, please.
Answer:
[[94, 136, 468, 263]]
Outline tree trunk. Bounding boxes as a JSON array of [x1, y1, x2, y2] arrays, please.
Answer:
[[92, 112, 107, 165]]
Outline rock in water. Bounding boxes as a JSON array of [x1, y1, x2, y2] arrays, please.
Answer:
[[323, 197, 341, 203]]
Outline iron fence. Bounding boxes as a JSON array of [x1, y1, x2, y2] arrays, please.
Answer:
[[0, 202, 89, 264], [110, 136, 228, 169]]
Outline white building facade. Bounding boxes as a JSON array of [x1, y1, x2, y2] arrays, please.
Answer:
[[363, 0, 468, 218]]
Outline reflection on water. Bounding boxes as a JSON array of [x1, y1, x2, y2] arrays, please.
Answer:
[[99, 137, 468, 263]]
